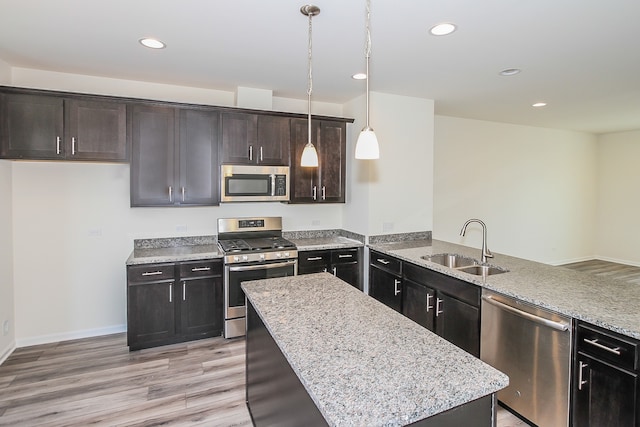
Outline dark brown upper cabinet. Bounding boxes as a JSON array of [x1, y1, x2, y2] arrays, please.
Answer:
[[289, 118, 346, 203], [0, 89, 127, 161], [220, 112, 290, 165], [130, 104, 219, 207]]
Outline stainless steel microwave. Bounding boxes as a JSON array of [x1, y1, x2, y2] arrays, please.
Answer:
[[220, 165, 290, 202]]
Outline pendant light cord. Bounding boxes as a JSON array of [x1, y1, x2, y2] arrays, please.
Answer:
[[307, 11, 313, 146], [364, 0, 372, 128]]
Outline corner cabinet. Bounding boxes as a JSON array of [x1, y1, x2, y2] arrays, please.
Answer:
[[220, 112, 290, 165], [573, 321, 639, 427], [369, 251, 403, 312], [129, 104, 220, 207], [289, 118, 346, 204], [127, 259, 223, 351], [0, 89, 127, 161], [298, 247, 362, 290]]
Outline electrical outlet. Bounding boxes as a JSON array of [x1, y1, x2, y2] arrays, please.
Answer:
[[3, 320, 9, 336]]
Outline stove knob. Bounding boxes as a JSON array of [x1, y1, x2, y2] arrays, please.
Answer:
[[242, 255, 249, 261], [284, 252, 290, 257], [259, 253, 266, 261], [276, 252, 282, 258], [233, 256, 240, 262]]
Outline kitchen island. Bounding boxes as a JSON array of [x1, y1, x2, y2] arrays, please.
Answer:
[[242, 273, 508, 427]]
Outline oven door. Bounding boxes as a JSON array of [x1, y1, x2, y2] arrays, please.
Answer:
[[225, 259, 297, 320]]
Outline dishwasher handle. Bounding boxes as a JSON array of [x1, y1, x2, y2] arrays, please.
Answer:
[[482, 295, 570, 332]]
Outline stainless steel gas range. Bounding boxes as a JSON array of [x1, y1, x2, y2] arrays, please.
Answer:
[[217, 217, 297, 338]]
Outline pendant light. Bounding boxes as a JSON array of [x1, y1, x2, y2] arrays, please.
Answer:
[[300, 5, 320, 167], [355, 0, 380, 159]]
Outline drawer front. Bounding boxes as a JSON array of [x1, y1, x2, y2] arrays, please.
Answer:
[[404, 263, 480, 307], [299, 250, 331, 267], [128, 263, 175, 283], [577, 322, 639, 371], [331, 248, 359, 265], [179, 260, 222, 278], [370, 251, 402, 276]]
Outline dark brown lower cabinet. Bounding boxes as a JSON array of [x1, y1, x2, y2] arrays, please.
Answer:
[[573, 321, 639, 427], [127, 260, 222, 350], [368, 251, 403, 312], [298, 247, 362, 290]]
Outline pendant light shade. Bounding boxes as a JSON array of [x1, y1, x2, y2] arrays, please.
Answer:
[[300, 5, 320, 168], [355, 0, 380, 160]]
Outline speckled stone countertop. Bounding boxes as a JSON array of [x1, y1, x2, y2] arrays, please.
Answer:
[[370, 239, 640, 340], [242, 273, 508, 427], [284, 229, 365, 251], [126, 236, 222, 265]]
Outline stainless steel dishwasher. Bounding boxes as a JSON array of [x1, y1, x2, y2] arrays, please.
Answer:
[[481, 289, 572, 427]]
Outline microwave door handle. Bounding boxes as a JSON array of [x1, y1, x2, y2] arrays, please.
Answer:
[[271, 174, 276, 196]]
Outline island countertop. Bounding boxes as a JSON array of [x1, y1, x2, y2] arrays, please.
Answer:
[[242, 273, 508, 427], [369, 239, 640, 340]]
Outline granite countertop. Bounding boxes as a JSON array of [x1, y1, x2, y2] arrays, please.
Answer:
[[288, 236, 364, 251], [370, 239, 640, 340], [242, 273, 508, 427]]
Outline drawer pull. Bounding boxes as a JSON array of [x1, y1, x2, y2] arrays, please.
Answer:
[[338, 254, 353, 259], [583, 338, 621, 355], [142, 271, 163, 276], [306, 256, 323, 261], [376, 258, 390, 265], [191, 267, 211, 272]]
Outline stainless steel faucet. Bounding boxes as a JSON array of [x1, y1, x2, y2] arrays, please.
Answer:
[[460, 218, 493, 264]]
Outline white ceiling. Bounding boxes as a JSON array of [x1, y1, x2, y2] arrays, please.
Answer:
[[1, 0, 639, 134]]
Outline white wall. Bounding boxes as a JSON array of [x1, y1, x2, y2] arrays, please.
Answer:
[[595, 130, 640, 265], [0, 160, 15, 362], [433, 115, 598, 265]]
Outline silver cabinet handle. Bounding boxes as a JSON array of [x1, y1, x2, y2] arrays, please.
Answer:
[[338, 254, 353, 259], [578, 361, 588, 390], [376, 258, 390, 265], [583, 338, 622, 356], [169, 283, 173, 303], [168, 186, 173, 203], [56, 136, 61, 155], [322, 186, 326, 200], [306, 256, 323, 261], [71, 137, 76, 155], [426, 293, 434, 312], [332, 267, 337, 275], [259, 146, 263, 162], [249, 145, 253, 161], [191, 267, 211, 272], [142, 271, 163, 276], [313, 185, 317, 201], [394, 279, 401, 296], [436, 298, 444, 316], [181, 187, 185, 202], [182, 281, 186, 301]]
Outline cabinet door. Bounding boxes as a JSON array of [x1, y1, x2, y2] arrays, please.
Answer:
[[298, 250, 330, 275], [332, 248, 360, 289], [317, 121, 346, 203], [66, 99, 127, 161], [402, 278, 435, 331], [256, 115, 290, 165], [289, 118, 318, 203], [0, 93, 64, 159], [435, 293, 480, 357], [179, 276, 223, 339], [369, 265, 402, 312], [574, 352, 637, 427], [127, 281, 176, 349], [178, 109, 219, 205], [130, 105, 177, 206], [220, 112, 257, 164]]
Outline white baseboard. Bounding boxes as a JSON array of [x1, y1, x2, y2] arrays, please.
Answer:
[[547, 256, 594, 266], [0, 341, 16, 366], [593, 256, 640, 268], [15, 324, 127, 348]]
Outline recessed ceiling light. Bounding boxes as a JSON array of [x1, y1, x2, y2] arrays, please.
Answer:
[[500, 68, 521, 76], [430, 23, 457, 36], [352, 73, 367, 80], [139, 38, 166, 49], [532, 102, 547, 108]]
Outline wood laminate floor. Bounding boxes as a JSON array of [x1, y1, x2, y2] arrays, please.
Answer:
[[562, 259, 640, 285], [0, 333, 527, 426]]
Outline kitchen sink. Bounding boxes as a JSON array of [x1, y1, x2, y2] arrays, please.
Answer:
[[422, 253, 508, 276], [421, 253, 478, 268]]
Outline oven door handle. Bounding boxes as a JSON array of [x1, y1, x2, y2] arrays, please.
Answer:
[[229, 259, 297, 272]]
